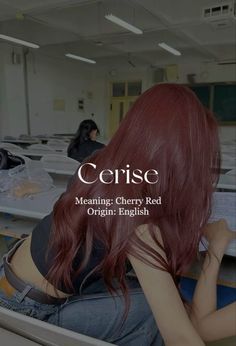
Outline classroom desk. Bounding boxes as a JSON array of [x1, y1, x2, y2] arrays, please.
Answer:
[[27, 136, 69, 144], [187, 254, 236, 288], [45, 144, 68, 151], [219, 168, 232, 174], [11, 148, 66, 159], [200, 237, 236, 258], [221, 161, 236, 170], [127, 254, 236, 288], [54, 133, 74, 138], [226, 169, 236, 176], [221, 144, 236, 152], [1, 139, 40, 146], [0, 215, 37, 238], [42, 161, 79, 175], [0, 187, 64, 219], [221, 152, 236, 160], [217, 174, 236, 190]]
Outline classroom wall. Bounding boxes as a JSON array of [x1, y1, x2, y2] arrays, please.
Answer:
[[0, 42, 235, 141], [0, 44, 27, 138], [0, 50, 4, 138], [0, 44, 107, 138], [177, 61, 236, 85], [104, 62, 236, 141], [27, 53, 107, 137]]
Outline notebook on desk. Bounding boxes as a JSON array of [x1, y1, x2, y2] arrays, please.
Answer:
[[199, 192, 236, 257]]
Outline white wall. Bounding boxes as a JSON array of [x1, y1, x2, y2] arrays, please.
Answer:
[[0, 43, 235, 141], [0, 44, 27, 138], [27, 53, 107, 137], [0, 45, 107, 138], [0, 49, 5, 138]]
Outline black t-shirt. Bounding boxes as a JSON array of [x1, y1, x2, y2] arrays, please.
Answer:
[[30, 165, 132, 294], [30, 171, 106, 294], [30, 213, 105, 294], [68, 140, 105, 162]]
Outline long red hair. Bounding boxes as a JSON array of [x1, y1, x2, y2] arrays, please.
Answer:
[[49, 84, 220, 299]]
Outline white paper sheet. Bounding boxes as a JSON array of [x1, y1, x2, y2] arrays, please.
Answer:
[[200, 192, 236, 256]]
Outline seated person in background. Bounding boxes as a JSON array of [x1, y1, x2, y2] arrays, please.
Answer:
[[190, 219, 236, 342], [67, 119, 105, 162]]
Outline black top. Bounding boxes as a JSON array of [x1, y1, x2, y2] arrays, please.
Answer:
[[68, 140, 105, 162], [30, 172, 131, 294], [30, 213, 105, 293], [30, 174, 105, 294]]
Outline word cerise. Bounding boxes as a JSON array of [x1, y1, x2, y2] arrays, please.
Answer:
[[77, 163, 159, 185]]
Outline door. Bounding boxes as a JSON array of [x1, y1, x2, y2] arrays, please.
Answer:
[[109, 97, 137, 137], [108, 81, 142, 138]]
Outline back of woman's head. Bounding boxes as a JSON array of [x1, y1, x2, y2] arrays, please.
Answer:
[[51, 84, 220, 297], [67, 119, 99, 155]]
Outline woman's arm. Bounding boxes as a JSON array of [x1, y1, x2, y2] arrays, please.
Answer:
[[128, 225, 205, 346], [190, 219, 236, 341]]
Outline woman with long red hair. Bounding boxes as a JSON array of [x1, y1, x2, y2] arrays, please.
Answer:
[[0, 84, 222, 345]]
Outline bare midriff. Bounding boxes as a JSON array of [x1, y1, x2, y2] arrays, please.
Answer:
[[10, 234, 71, 298]]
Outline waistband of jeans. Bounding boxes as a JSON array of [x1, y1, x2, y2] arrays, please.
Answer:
[[3, 239, 67, 305]]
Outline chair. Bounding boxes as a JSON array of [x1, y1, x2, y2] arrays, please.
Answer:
[[0, 307, 114, 346], [0, 326, 40, 346]]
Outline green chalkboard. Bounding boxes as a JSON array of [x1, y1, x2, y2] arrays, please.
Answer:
[[189, 84, 236, 124], [213, 85, 236, 123], [190, 86, 210, 108]]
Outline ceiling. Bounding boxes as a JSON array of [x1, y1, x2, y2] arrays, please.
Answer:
[[0, 0, 235, 68]]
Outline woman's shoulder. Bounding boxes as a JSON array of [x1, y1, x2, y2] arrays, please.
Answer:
[[136, 223, 161, 238], [135, 223, 164, 251], [131, 224, 166, 267]]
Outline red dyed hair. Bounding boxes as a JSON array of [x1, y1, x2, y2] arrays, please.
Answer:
[[49, 84, 220, 299]]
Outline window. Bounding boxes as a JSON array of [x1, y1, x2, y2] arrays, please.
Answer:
[[112, 82, 125, 97], [111, 81, 142, 97], [127, 81, 142, 96]]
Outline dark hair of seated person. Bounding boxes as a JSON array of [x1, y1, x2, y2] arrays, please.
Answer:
[[67, 119, 105, 162]]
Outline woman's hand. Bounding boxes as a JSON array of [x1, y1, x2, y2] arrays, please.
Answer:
[[203, 219, 235, 257], [191, 220, 236, 341]]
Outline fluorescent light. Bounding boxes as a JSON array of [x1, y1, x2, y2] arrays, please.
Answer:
[[65, 53, 96, 64], [0, 34, 39, 48], [105, 14, 143, 35], [158, 42, 181, 56]]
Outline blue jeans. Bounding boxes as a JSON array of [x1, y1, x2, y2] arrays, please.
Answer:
[[0, 241, 163, 346]]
